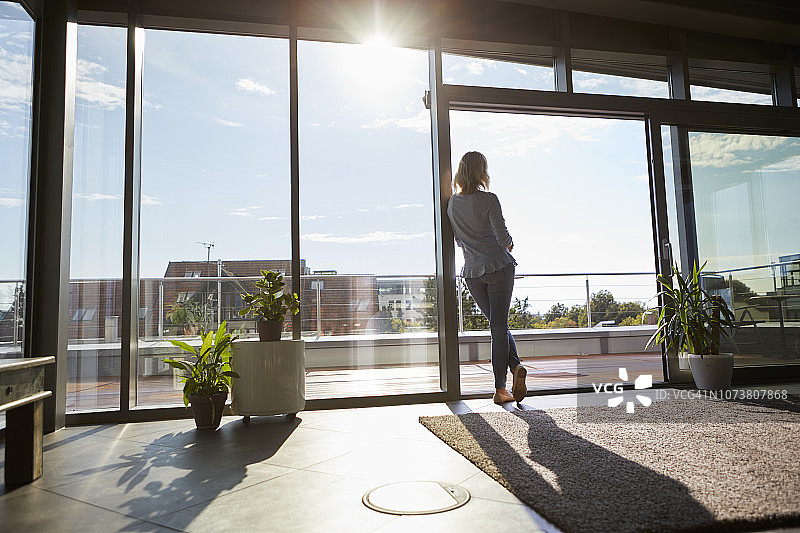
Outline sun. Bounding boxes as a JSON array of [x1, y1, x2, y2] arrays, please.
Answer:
[[333, 35, 421, 98]]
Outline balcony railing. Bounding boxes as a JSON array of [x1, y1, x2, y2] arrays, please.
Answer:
[[3, 271, 663, 354]]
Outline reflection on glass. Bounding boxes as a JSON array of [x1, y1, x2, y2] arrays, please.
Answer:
[[67, 25, 126, 412], [450, 111, 663, 393], [574, 71, 668, 98], [299, 40, 440, 399], [442, 52, 554, 91], [691, 86, 772, 106], [572, 50, 669, 98], [138, 30, 290, 407], [687, 132, 800, 365], [690, 59, 773, 105], [661, 126, 682, 270], [0, 2, 34, 361]]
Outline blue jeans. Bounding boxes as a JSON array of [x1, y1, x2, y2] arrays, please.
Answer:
[[465, 264, 520, 389]]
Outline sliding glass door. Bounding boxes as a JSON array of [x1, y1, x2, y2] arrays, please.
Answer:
[[450, 111, 664, 394]]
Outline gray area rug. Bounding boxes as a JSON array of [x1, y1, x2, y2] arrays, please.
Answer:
[[419, 396, 800, 533]]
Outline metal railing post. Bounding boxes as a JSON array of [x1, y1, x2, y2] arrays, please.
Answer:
[[457, 277, 464, 333], [585, 275, 592, 327], [13, 282, 20, 349], [158, 279, 164, 340], [217, 259, 222, 327], [316, 280, 322, 338]]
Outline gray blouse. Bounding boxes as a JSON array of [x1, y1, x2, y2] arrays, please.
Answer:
[[447, 191, 517, 278]]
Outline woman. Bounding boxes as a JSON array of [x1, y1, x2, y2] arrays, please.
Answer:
[[447, 151, 527, 404]]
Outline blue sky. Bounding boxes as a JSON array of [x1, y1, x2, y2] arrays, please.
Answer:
[[0, 2, 33, 311], [2, 8, 798, 313]]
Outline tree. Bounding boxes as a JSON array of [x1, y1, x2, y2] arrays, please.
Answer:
[[508, 297, 541, 329], [462, 288, 488, 330], [543, 303, 568, 322], [567, 304, 587, 327], [422, 277, 438, 330], [538, 316, 577, 329], [589, 290, 618, 325], [619, 313, 644, 326], [616, 300, 646, 324]]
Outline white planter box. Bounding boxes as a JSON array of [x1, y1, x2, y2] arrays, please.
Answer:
[[231, 339, 305, 417]]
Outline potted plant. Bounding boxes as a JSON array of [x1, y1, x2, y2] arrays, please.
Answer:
[[646, 262, 737, 390], [238, 270, 300, 341], [164, 321, 239, 429]]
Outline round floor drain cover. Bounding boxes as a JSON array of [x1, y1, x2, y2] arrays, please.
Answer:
[[362, 481, 470, 515]]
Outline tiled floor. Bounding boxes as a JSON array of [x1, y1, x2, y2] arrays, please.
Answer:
[[3, 386, 800, 533]]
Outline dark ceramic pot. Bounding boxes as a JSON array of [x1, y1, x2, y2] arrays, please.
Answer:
[[188, 391, 228, 430], [257, 319, 283, 342]]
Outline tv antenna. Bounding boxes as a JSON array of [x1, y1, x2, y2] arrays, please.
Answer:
[[198, 241, 215, 264]]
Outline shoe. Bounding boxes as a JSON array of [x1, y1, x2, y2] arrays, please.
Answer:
[[511, 365, 527, 403], [492, 390, 515, 404]]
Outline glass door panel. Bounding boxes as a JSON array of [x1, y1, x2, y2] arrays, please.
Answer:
[[0, 1, 35, 429], [138, 29, 290, 407], [684, 132, 800, 366], [298, 39, 440, 399], [68, 24, 126, 412], [450, 111, 664, 394]]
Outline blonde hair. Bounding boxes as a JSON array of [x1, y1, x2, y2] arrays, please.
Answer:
[[454, 151, 489, 194]]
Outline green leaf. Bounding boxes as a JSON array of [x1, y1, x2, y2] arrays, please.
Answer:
[[168, 340, 197, 354]]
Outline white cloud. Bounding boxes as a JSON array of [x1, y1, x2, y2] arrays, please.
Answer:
[[301, 215, 326, 220], [0, 118, 25, 137], [0, 48, 33, 111], [515, 67, 528, 75], [448, 112, 609, 158], [465, 61, 486, 76], [258, 216, 288, 221], [689, 133, 796, 168], [365, 109, 429, 133], [230, 206, 267, 217], [573, 75, 606, 90], [236, 78, 275, 96], [630, 174, 649, 182], [618, 78, 669, 98], [0, 197, 24, 207], [691, 86, 772, 105], [214, 118, 244, 128], [301, 231, 432, 244], [75, 59, 125, 110], [760, 155, 800, 173], [1, 3, 27, 16], [389, 203, 424, 209], [141, 195, 161, 206], [75, 193, 120, 201]]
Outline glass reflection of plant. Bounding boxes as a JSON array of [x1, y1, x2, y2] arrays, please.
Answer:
[[166, 294, 203, 335]]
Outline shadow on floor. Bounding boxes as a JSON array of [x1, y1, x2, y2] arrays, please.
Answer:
[[68, 415, 302, 531], [435, 403, 715, 533]]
